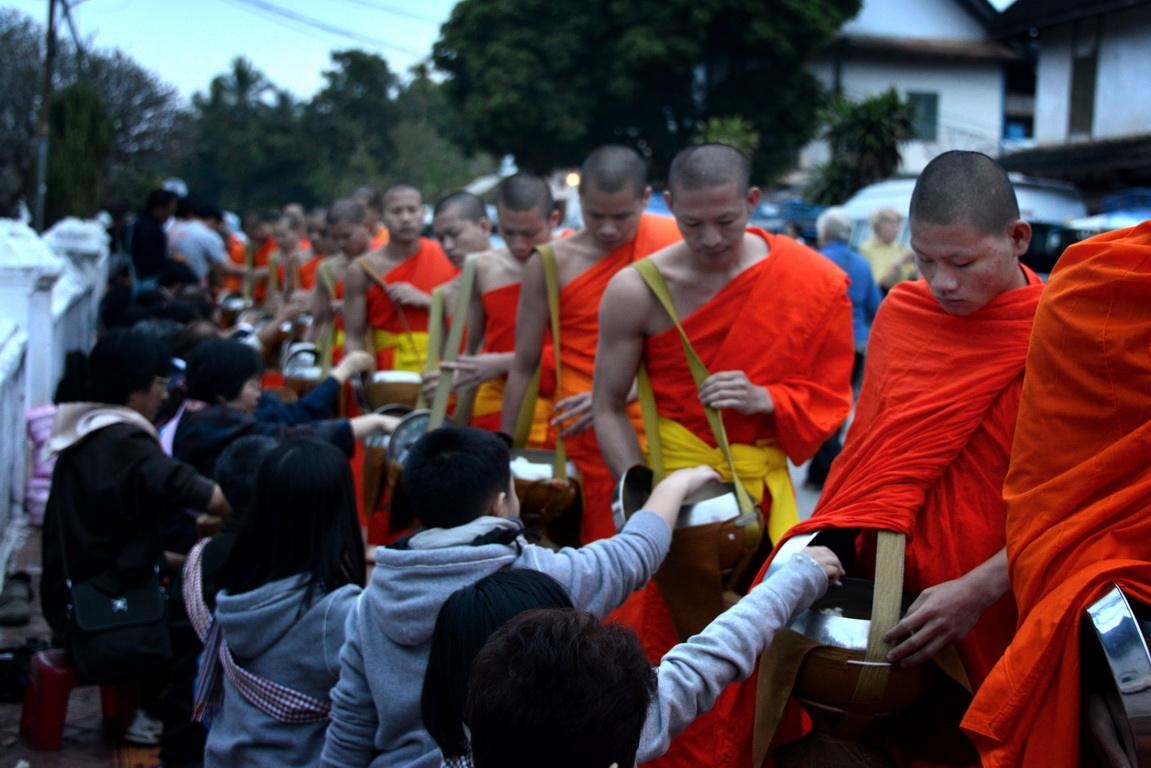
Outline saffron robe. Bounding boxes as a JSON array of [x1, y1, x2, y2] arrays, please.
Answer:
[[963, 223, 1151, 768], [363, 239, 457, 373], [471, 282, 555, 447], [712, 267, 1044, 768], [560, 213, 681, 543], [617, 231, 854, 768]]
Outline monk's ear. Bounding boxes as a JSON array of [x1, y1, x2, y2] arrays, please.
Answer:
[[548, 209, 561, 230], [663, 189, 674, 212], [746, 186, 762, 210], [640, 185, 653, 207], [1007, 220, 1032, 258], [480, 217, 493, 237]]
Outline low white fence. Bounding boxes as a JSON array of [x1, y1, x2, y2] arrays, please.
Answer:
[[0, 218, 108, 586]]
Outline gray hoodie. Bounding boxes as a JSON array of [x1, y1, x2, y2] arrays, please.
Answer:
[[321, 511, 672, 768], [205, 573, 361, 767]]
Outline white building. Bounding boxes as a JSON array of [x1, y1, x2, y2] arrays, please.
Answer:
[[997, 0, 1151, 206], [798, 0, 1019, 179]]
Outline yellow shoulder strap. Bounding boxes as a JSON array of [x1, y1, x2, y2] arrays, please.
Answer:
[[631, 258, 755, 517], [429, 255, 478, 429], [513, 245, 565, 479]]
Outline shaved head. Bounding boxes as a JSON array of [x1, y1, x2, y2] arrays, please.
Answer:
[[383, 183, 422, 205], [579, 145, 647, 198], [497, 173, 554, 219], [434, 191, 487, 222], [327, 197, 367, 226], [910, 151, 1020, 235], [668, 144, 751, 195], [352, 186, 383, 214]]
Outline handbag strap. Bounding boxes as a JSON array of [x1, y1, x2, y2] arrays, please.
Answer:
[[513, 245, 565, 480], [429, 254, 479, 429], [632, 258, 756, 519]]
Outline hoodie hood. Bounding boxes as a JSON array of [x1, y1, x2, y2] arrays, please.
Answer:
[[49, 402, 157, 454], [216, 573, 326, 659], [370, 518, 526, 647]]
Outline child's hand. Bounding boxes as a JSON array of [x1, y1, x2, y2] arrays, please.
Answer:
[[643, 466, 722, 531], [662, 465, 722, 497], [801, 545, 845, 584]]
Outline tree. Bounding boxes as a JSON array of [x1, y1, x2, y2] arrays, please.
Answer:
[[0, 10, 46, 217], [302, 50, 398, 201], [692, 116, 759, 160], [181, 58, 311, 211], [45, 82, 112, 225], [433, 0, 861, 182], [805, 88, 916, 205]]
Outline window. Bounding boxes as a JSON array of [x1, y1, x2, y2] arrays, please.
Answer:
[[907, 91, 939, 142], [1068, 19, 1100, 138]]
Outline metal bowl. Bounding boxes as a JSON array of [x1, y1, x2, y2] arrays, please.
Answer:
[[364, 370, 422, 410], [612, 465, 741, 533]]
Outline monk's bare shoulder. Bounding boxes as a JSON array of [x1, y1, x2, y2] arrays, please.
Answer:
[[603, 262, 660, 332], [474, 247, 518, 292], [550, 230, 599, 262]]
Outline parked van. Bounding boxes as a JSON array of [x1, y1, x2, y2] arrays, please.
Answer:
[[842, 174, 1088, 275]]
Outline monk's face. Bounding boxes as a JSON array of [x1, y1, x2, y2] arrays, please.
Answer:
[[580, 183, 649, 252], [667, 182, 760, 266], [330, 218, 371, 258], [910, 218, 1031, 315], [433, 208, 491, 267], [497, 204, 557, 262], [273, 220, 297, 253], [382, 188, 424, 246]]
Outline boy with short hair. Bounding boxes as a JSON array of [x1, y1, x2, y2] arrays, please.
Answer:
[[321, 426, 718, 768]]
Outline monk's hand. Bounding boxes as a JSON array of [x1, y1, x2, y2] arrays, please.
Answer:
[[551, 392, 593, 436], [883, 575, 987, 667], [385, 281, 431, 308], [443, 355, 505, 390], [1085, 690, 1133, 768], [420, 368, 442, 399], [698, 371, 774, 414]]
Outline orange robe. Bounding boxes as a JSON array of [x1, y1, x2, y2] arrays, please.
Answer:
[[560, 213, 681, 543], [617, 231, 854, 768], [712, 268, 1044, 768], [223, 235, 247, 294], [296, 255, 320, 291], [363, 239, 457, 372], [370, 226, 390, 251], [471, 282, 555, 447], [962, 223, 1151, 768]]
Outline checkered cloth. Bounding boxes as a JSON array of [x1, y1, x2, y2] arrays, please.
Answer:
[[184, 538, 332, 724]]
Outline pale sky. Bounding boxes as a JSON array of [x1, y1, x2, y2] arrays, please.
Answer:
[[3, 0, 1018, 103], [2, 0, 460, 101]]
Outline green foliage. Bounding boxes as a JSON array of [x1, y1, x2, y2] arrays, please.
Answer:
[[0, 10, 42, 218], [805, 87, 916, 205], [434, 0, 861, 182], [45, 83, 112, 225], [691, 116, 759, 159]]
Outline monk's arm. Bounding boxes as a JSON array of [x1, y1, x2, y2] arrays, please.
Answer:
[[499, 254, 548, 436], [343, 262, 368, 353], [883, 548, 1009, 667], [594, 271, 648, 477], [303, 278, 331, 343]]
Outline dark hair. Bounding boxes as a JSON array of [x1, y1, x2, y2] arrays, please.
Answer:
[[466, 609, 656, 768], [174, 319, 220, 359], [909, 150, 1020, 235], [56, 329, 171, 406], [144, 188, 175, 213], [352, 185, 384, 213], [155, 300, 202, 325], [422, 570, 573, 758], [668, 143, 751, 194], [174, 196, 194, 219], [327, 197, 368, 226], [580, 144, 647, 198], [217, 438, 366, 600], [433, 191, 487, 222], [401, 427, 511, 529], [185, 339, 262, 403], [213, 435, 279, 514], [195, 202, 224, 222], [156, 261, 200, 291], [497, 173, 554, 219]]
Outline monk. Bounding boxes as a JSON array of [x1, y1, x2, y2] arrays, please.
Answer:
[[353, 185, 390, 251], [344, 184, 458, 373], [962, 222, 1151, 768], [266, 213, 313, 309], [432, 191, 492, 270], [306, 199, 371, 369], [500, 145, 682, 543], [712, 150, 1045, 768], [594, 144, 855, 768], [438, 173, 561, 445]]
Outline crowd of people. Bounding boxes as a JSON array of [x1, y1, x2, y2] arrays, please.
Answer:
[[32, 141, 1151, 768]]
